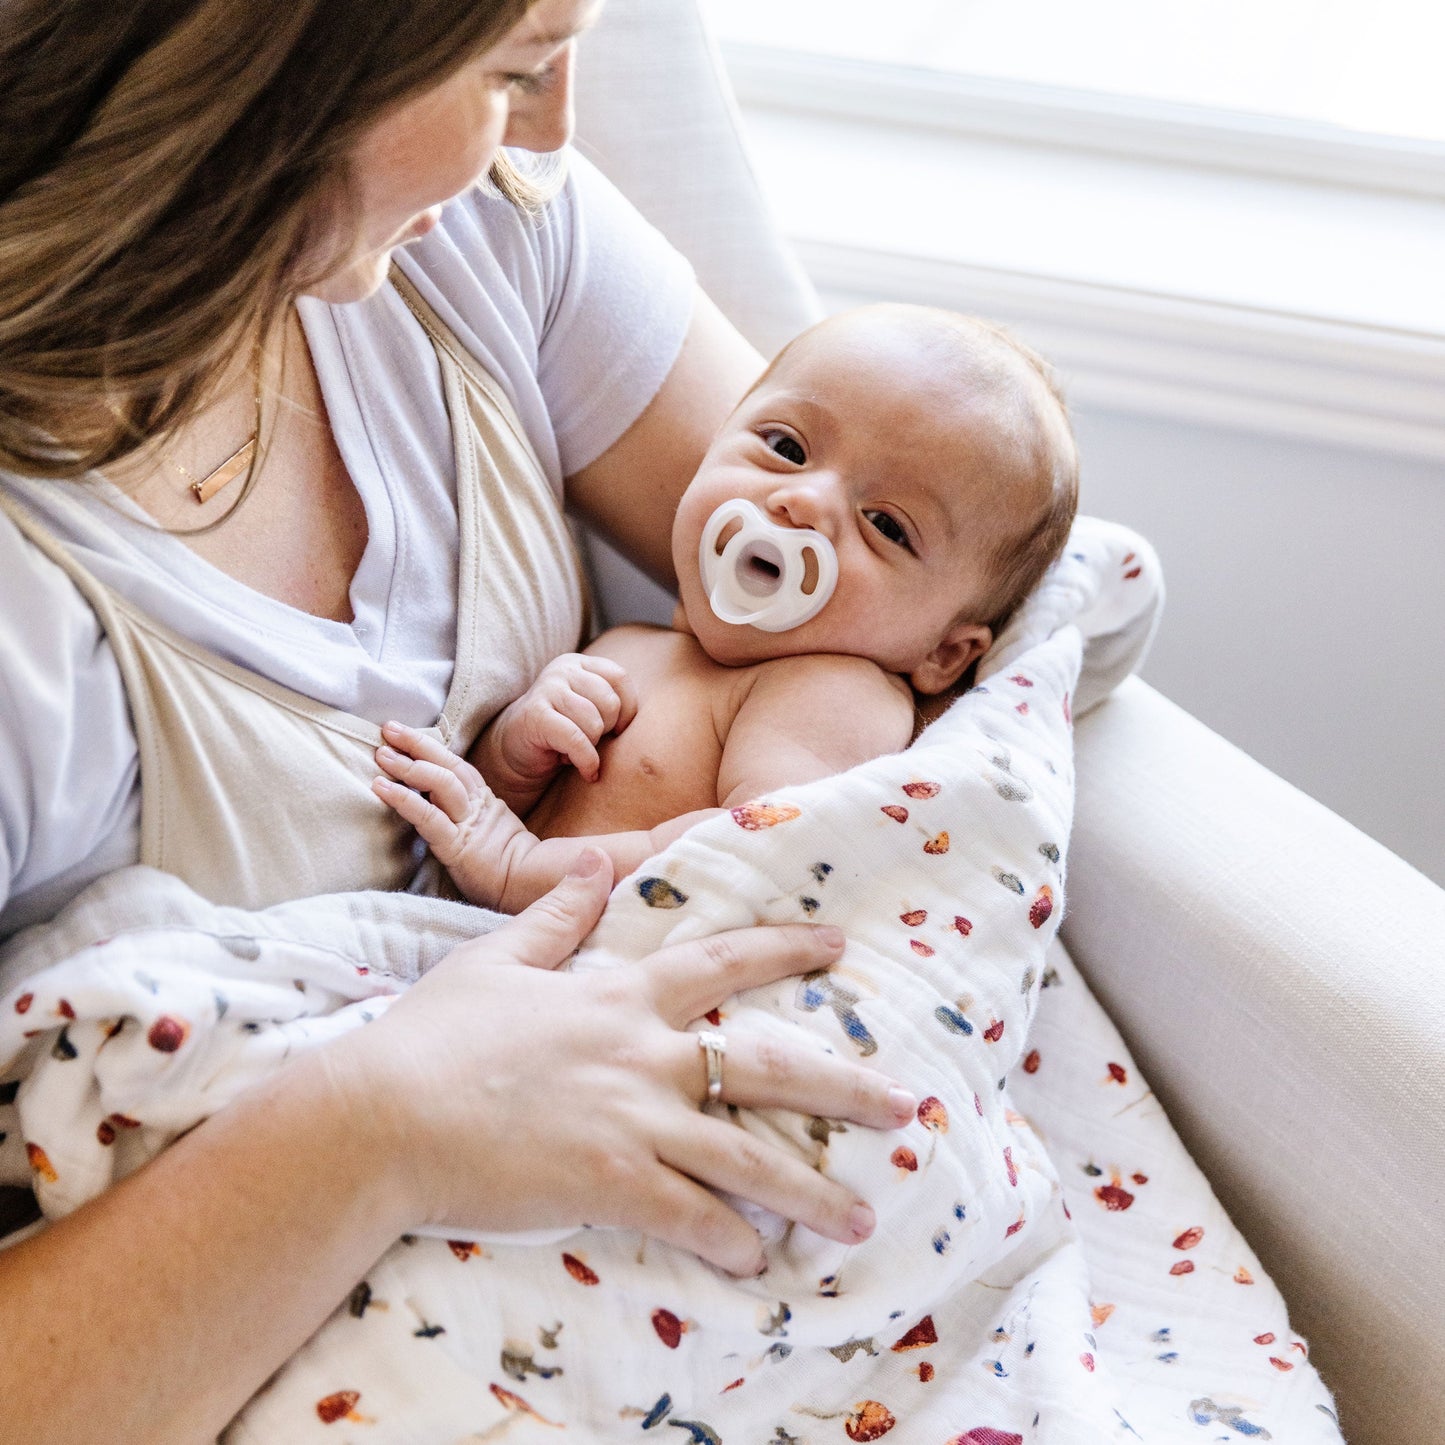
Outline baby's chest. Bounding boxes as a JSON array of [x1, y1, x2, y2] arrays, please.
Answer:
[[527, 628, 739, 838]]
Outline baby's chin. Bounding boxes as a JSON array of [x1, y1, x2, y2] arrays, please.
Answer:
[[675, 589, 792, 668]]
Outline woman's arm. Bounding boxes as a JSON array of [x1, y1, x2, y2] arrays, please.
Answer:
[[565, 287, 764, 587], [0, 859, 912, 1444]]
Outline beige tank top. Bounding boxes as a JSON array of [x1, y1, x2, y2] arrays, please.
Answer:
[[0, 271, 587, 909]]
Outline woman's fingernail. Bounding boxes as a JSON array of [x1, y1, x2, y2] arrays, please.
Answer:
[[816, 925, 845, 950], [750, 1254, 768, 1277], [849, 1202, 876, 1241], [569, 847, 603, 878], [377, 745, 400, 763], [888, 1085, 917, 1120]]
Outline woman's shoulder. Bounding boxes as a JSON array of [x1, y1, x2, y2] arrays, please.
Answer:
[[0, 489, 138, 918]]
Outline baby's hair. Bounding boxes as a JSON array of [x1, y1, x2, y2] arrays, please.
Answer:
[[958, 319, 1079, 634]]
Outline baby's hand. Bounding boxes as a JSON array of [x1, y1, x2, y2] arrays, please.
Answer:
[[374, 723, 536, 910], [493, 653, 638, 787]]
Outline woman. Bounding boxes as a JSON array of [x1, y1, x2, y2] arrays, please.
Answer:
[[0, 2, 915, 1438]]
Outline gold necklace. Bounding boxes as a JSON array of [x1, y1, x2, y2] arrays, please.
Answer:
[[163, 340, 265, 505]]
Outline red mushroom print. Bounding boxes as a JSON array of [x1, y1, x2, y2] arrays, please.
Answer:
[[147, 1015, 189, 1053], [922, 832, 950, 855], [1235, 1266, 1255, 1284], [1009, 674, 1034, 688], [25, 1142, 58, 1184], [448, 1240, 483, 1262], [1268, 1356, 1294, 1372], [917, 1097, 949, 1132], [315, 1390, 372, 1425], [845, 1401, 897, 1441], [489, 1384, 563, 1426], [562, 1252, 600, 1285], [730, 802, 801, 830], [1022, 1049, 1041, 1074], [1004, 1213, 1026, 1238], [57, 999, 76, 1020], [1003, 1147, 1018, 1187], [1169, 1260, 1195, 1276], [96, 1120, 116, 1146], [14, 993, 32, 1014], [917, 1361, 935, 1382], [1254, 1332, 1276, 1346], [899, 909, 927, 926], [1091, 1303, 1115, 1327], [953, 916, 973, 936], [1132, 1172, 1149, 1185], [881, 805, 909, 823], [652, 1308, 687, 1349], [910, 940, 935, 958], [983, 1019, 1004, 1043], [890, 1146, 918, 1174], [902, 781, 940, 799], [1028, 886, 1053, 928], [1105, 1062, 1128, 1085], [109, 1112, 142, 1129], [891, 1316, 937, 1351], [1173, 1226, 1204, 1250], [948, 1432, 1024, 1445], [1093, 1168, 1135, 1212], [1080, 1352, 1096, 1372]]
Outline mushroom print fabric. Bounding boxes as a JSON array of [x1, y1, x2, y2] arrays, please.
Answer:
[[0, 520, 1343, 1442]]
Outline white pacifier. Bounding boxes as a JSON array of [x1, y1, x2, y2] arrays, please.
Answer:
[[698, 498, 838, 633]]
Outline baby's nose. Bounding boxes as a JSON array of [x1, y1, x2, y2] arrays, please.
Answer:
[[767, 477, 833, 533]]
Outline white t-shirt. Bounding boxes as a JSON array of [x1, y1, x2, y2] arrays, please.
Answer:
[[0, 151, 695, 937]]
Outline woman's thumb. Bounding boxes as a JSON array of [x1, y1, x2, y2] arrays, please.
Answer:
[[505, 848, 613, 969]]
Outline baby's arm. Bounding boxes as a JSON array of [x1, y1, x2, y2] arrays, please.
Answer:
[[374, 723, 719, 913], [716, 654, 916, 808], [468, 653, 639, 816]]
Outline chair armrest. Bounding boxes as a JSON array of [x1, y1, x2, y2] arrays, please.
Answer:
[[1062, 675, 1445, 1445]]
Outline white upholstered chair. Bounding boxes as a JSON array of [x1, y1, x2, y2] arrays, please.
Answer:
[[573, 5, 1445, 1442]]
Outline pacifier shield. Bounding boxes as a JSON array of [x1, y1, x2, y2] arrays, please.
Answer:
[[698, 499, 838, 633]]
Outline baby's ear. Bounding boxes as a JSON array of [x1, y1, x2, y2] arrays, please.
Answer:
[[909, 622, 992, 696]]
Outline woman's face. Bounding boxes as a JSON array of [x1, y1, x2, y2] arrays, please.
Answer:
[[310, 0, 600, 303]]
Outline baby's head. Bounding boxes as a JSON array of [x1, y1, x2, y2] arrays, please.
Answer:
[[672, 304, 1078, 693]]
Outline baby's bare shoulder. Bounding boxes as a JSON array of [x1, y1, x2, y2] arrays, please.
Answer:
[[747, 653, 914, 749]]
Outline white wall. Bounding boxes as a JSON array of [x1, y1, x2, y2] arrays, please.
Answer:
[[1064, 405, 1445, 888]]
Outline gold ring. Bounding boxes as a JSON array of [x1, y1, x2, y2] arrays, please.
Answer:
[[697, 1028, 727, 1105]]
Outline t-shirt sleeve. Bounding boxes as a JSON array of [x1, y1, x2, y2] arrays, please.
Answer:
[[395, 148, 696, 484], [530, 151, 697, 477], [0, 514, 139, 936]]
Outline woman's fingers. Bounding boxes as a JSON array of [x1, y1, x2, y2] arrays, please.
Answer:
[[679, 1026, 915, 1133], [616, 1164, 768, 1278], [481, 848, 614, 970], [643, 923, 847, 1028], [658, 1115, 875, 1250]]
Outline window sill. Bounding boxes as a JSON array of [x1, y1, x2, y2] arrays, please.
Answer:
[[724, 44, 1445, 460]]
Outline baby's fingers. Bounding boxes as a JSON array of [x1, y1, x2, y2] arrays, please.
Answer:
[[578, 657, 639, 736], [375, 746, 473, 821], [373, 775, 460, 852], [539, 712, 601, 782]]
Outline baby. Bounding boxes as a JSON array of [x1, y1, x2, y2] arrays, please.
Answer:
[[372, 304, 1078, 911]]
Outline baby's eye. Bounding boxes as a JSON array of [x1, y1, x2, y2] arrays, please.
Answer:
[[762, 431, 806, 466], [864, 509, 912, 550]]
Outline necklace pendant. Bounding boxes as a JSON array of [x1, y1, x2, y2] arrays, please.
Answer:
[[191, 437, 257, 504]]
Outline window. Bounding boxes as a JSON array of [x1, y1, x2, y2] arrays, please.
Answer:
[[703, 0, 1445, 144]]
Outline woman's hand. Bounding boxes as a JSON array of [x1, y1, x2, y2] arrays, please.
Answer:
[[328, 850, 916, 1277]]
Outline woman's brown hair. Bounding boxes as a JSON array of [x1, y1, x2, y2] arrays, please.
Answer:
[[0, 0, 537, 480]]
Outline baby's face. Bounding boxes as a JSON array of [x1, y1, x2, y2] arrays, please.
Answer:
[[672, 312, 1030, 693]]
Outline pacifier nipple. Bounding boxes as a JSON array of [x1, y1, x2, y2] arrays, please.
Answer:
[[698, 499, 838, 633]]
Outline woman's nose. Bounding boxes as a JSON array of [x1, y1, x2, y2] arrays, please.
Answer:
[[503, 44, 576, 154]]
